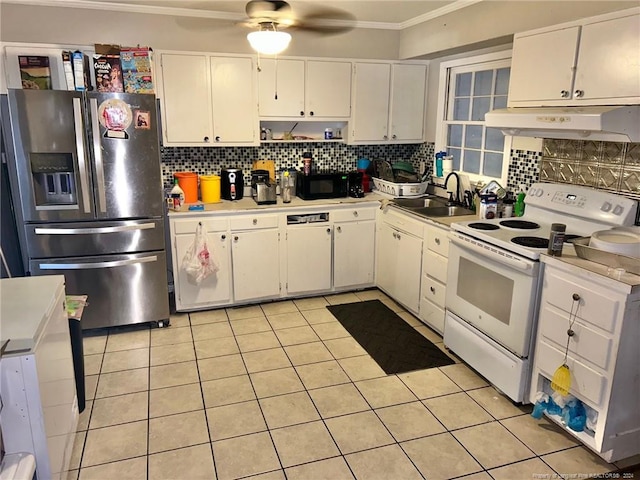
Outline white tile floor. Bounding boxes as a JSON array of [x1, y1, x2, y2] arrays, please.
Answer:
[[69, 289, 634, 480]]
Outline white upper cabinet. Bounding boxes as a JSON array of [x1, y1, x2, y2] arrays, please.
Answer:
[[508, 8, 640, 106], [306, 60, 351, 118], [160, 53, 213, 145], [158, 52, 258, 146], [350, 62, 427, 143], [258, 58, 351, 118]]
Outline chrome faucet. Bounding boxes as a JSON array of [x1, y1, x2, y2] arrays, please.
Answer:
[[444, 172, 462, 206]]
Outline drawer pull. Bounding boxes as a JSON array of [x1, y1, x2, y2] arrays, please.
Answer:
[[572, 293, 580, 301], [221, 234, 226, 240], [430, 286, 435, 293], [253, 219, 258, 225], [353, 211, 358, 217], [435, 238, 441, 245], [567, 328, 575, 337]]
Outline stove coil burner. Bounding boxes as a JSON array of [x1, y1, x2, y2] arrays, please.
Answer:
[[468, 223, 500, 231], [500, 220, 540, 230], [511, 236, 549, 248]]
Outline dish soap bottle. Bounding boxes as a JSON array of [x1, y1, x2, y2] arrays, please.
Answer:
[[170, 177, 185, 211], [514, 185, 526, 217]]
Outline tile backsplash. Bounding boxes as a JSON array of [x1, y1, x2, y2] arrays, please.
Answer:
[[540, 140, 640, 198], [161, 142, 435, 187]]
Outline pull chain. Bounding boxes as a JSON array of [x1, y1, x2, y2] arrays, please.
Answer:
[[274, 53, 279, 100]]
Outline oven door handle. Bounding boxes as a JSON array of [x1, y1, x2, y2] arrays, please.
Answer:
[[448, 232, 534, 273]]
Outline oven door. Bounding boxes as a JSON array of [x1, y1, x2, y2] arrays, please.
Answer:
[[445, 232, 541, 357]]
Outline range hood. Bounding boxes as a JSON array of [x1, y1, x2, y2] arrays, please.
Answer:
[[485, 106, 640, 142]]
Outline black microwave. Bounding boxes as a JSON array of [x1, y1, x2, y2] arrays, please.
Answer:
[[297, 172, 348, 200]]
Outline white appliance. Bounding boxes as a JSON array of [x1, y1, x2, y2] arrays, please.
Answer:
[[444, 183, 638, 403], [0, 275, 78, 480], [485, 106, 640, 142]]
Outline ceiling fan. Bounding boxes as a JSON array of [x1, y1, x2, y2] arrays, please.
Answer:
[[243, 0, 355, 54]]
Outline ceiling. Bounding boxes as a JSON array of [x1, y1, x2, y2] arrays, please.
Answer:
[[9, 0, 480, 29]]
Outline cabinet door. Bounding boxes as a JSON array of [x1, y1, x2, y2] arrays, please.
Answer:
[[389, 64, 426, 142], [258, 59, 305, 117], [174, 232, 231, 309], [334, 221, 375, 288], [306, 61, 351, 118], [159, 54, 213, 144], [286, 225, 332, 294], [376, 222, 422, 313], [508, 26, 580, 105], [211, 56, 257, 144], [575, 13, 640, 103], [232, 229, 280, 302], [351, 63, 391, 142]]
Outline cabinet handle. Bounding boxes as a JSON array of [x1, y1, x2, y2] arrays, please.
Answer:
[[337, 226, 342, 233], [300, 111, 305, 116], [221, 234, 226, 240], [309, 111, 314, 116], [392, 134, 397, 139], [252, 219, 258, 225], [353, 211, 358, 217], [326, 228, 331, 234], [435, 237, 441, 245], [572, 293, 580, 301], [204, 136, 210, 143], [392, 232, 397, 239], [396, 233, 401, 240], [215, 136, 221, 142], [560, 90, 570, 98], [430, 286, 435, 293], [234, 236, 239, 241], [383, 135, 388, 140], [574, 90, 584, 98]]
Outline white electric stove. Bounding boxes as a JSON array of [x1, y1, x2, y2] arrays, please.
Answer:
[[444, 183, 638, 403]]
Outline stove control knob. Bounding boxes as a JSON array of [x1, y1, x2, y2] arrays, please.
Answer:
[[612, 204, 624, 215], [601, 202, 612, 212]]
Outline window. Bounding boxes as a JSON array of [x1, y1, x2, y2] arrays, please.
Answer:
[[436, 52, 512, 185]]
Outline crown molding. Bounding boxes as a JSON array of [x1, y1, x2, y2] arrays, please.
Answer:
[[2, 0, 479, 31]]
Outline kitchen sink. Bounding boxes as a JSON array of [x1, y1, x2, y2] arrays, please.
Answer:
[[411, 205, 476, 217], [391, 197, 447, 209]]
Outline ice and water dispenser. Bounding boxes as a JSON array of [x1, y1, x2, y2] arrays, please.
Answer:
[[30, 153, 77, 206]]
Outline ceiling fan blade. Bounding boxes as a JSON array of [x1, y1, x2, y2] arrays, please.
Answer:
[[293, 7, 356, 35]]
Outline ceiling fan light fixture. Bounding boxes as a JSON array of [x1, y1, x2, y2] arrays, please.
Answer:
[[247, 25, 291, 55]]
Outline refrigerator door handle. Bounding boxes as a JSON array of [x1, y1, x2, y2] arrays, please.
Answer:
[[38, 256, 158, 270], [73, 97, 91, 213], [89, 98, 107, 213], [34, 223, 156, 235]]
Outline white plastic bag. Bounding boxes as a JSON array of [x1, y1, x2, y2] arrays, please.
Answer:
[[181, 223, 219, 285]]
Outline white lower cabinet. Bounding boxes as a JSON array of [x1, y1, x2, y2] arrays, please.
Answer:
[[334, 220, 375, 289], [286, 224, 332, 295], [172, 218, 232, 311], [376, 209, 423, 314], [531, 257, 640, 462], [230, 215, 281, 302], [419, 223, 450, 334]]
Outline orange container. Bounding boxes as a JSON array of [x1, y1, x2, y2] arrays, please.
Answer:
[[200, 175, 221, 203], [174, 172, 198, 203]]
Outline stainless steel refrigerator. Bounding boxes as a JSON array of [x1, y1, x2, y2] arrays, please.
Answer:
[[2, 89, 169, 330]]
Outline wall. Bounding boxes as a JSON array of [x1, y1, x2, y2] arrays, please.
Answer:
[[0, 3, 400, 60], [400, 1, 639, 59]]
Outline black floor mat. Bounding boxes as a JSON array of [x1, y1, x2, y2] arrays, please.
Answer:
[[327, 299, 455, 375]]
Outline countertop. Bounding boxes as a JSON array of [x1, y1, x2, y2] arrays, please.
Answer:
[[0, 275, 66, 355], [169, 192, 479, 227]]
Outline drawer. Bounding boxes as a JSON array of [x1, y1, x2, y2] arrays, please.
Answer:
[[419, 298, 445, 335], [424, 224, 449, 257], [422, 274, 446, 309], [543, 269, 622, 333], [539, 304, 613, 371], [333, 207, 376, 223], [536, 341, 607, 407], [230, 214, 279, 231], [423, 250, 448, 283], [173, 218, 228, 235], [381, 208, 424, 237]]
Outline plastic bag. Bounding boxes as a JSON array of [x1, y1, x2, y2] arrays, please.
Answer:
[[181, 223, 219, 285]]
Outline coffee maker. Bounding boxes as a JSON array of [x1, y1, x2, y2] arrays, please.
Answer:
[[348, 171, 365, 198], [251, 169, 276, 205]]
